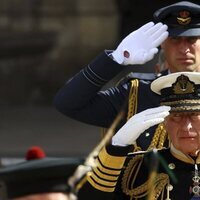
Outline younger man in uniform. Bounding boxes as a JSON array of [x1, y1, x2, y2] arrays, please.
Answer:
[[54, 1, 200, 150]]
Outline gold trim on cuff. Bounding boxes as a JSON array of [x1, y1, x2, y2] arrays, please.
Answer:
[[98, 146, 127, 169], [87, 175, 116, 192], [93, 167, 118, 181]]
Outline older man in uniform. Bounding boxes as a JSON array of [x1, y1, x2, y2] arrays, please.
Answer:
[[77, 71, 200, 200]]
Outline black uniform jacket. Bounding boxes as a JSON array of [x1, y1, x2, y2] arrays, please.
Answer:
[[54, 51, 168, 149], [78, 144, 200, 200], [54, 51, 164, 127]]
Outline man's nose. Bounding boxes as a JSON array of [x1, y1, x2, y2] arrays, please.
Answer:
[[179, 40, 190, 54], [181, 118, 192, 131]]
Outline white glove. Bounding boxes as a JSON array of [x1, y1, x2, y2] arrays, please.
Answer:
[[112, 22, 168, 65], [112, 106, 171, 146]]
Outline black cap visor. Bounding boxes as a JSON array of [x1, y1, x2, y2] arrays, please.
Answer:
[[168, 27, 200, 36]]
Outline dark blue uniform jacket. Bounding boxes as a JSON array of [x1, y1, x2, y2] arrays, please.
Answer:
[[54, 51, 168, 149]]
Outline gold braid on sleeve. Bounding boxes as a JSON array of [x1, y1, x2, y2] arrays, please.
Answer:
[[147, 123, 168, 150], [127, 79, 168, 151], [87, 146, 127, 192], [127, 79, 139, 121], [127, 79, 140, 151]]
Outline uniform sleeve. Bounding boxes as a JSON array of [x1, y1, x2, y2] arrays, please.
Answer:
[[53, 50, 129, 128], [77, 144, 133, 200]]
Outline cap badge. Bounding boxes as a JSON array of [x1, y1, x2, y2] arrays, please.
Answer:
[[177, 10, 191, 25], [172, 74, 195, 94]]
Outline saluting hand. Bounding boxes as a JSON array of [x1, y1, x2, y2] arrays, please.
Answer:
[[112, 22, 168, 65], [112, 106, 171, 146]]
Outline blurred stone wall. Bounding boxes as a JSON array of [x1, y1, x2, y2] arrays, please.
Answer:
[[0, 0, 119, 105]]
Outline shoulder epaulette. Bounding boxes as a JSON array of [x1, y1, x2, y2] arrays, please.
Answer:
[[127, 72, 157, 81], [117, 72, 157, 86]]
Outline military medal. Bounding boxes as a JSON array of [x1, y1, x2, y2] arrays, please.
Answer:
[[190, 164, 200, 199]]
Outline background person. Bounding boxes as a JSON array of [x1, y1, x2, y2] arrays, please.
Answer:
[[0, 146, 81, 200]]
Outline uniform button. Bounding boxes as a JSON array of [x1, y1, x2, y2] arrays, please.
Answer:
[[168, 163, 175, 170], [145, 132, 150, 137], [166, 184, 173, 191]]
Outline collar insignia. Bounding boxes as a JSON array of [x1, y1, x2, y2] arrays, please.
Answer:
[[177, 10, 191, 25], [172, 74, 195, 94]]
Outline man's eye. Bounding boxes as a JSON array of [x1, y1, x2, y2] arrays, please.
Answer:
[[172, 113, 181, 117], [170, 37, 179, 41], [190, 113, 200, 120], [170, 115, 181, 122]]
